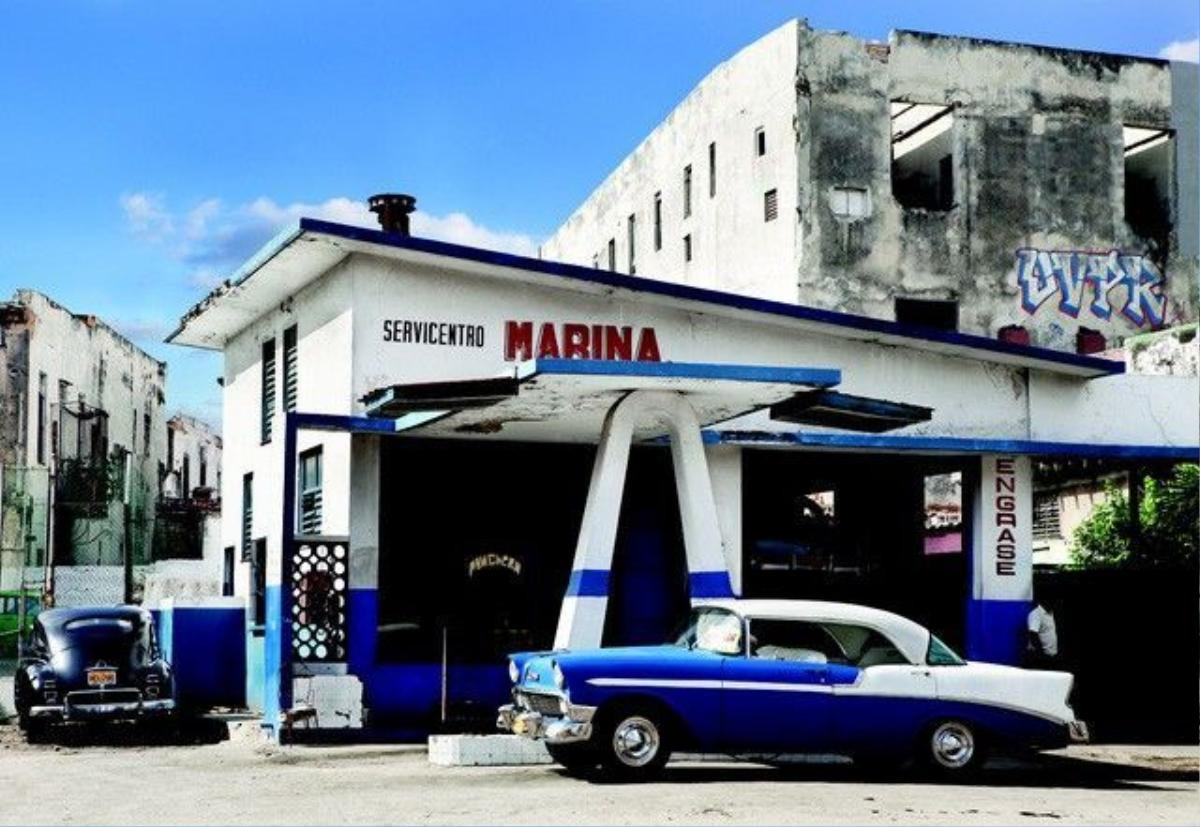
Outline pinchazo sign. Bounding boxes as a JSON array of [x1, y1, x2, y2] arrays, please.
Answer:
[[1015, 248, 1167, 328]]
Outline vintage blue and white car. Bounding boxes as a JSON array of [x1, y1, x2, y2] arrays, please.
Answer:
[[498, 600, 1088, 778]]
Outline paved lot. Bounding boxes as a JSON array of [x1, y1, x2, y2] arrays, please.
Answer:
[[0, 724, 1195, 825]]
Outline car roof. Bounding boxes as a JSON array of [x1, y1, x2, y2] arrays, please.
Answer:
[[701, 598, 932, 664], [37, 605, 151, 633]]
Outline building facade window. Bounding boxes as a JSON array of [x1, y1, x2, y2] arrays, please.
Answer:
[[199, 445, 208, 488], [607, 238, 616, 271], [36, 372, 46, 465], [683, 165, 692, 218], [298, 446, 323, 535], [895, 298, 958, 331], [708, 142, 717, 197], [222, 546, 235, 597], [143, 411, 151, 456], [890, 101, 954, 211], [282, 324, 298, 413], [261, 338, 276, 443], [241, 472, 253, 562], [755, 126, 766, 157], [683, 233, 693, 262], [653, 191, 662, 251], [626, 214, 636, 275], [1123, 125, 1173, 246], [764, 189, 778, 222], [182, 454, 191, 498], [251, 537, 266, 626]]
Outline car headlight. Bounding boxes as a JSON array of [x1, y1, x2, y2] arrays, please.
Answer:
[[551, 661, 566, 690], [508, 659, 520, 684]]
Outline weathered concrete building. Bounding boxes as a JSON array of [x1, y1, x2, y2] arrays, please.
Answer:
[[0, 290, 225, 604], [542, 21, 1200, 352], [0, 290, 167, 597]]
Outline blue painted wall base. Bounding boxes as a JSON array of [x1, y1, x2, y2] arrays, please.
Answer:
[[966, 598, 1030, 665]]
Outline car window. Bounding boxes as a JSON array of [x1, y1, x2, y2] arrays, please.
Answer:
[[927, 634, 966, 666], [747, 619, 846, 664], [674, 607, 744, 655], [64, 617, 134, 634], [821, 622, 910, 667]]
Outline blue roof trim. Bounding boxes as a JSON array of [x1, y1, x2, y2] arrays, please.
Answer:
[[565, 569, 610, 598], [709, 429, 1200, 460], [526, 358, 841, 387], [296, 217, 1125, 377]]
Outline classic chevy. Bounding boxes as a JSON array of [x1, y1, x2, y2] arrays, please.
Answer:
[[498, 600, 1087, 778]]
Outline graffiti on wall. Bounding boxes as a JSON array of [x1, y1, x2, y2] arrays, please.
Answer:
[[1015, 248, 1167, 328]]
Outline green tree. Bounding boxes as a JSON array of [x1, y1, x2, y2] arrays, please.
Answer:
[[1071, 464, 1199, 569]]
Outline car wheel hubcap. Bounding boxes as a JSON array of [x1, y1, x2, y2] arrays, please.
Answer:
[[612, 715, 660, 767], [931, 721, 975, 769]]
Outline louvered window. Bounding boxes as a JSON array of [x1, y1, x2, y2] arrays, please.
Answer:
[[764, 189, 778, 222], [299, 447, 323, 535], [283, 325, 298, 412], [1032, 494, 1062, 540], [241, 473, 253, 562], [261, 338, 276, 443]]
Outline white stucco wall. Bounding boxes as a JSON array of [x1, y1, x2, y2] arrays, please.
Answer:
[[541, 19, 801, 304]]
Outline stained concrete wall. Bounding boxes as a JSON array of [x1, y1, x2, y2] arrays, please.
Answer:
[[543, 21, 1200, 353]]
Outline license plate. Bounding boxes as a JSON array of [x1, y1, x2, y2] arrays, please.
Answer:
[[87, 669, 117, 687], [512, 717, 529, 735]]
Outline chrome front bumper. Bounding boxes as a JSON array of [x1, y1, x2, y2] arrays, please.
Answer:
[[29, 698, 176, 721], [497, 700, 596, 745]]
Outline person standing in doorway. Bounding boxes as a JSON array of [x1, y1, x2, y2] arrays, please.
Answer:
[[1025, 587, 1059, 669]]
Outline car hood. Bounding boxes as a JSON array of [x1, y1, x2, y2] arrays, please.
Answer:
[[514, 645, 721, 695]]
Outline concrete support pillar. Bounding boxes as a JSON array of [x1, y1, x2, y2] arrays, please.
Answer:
[[966, 454, 1034, 664], [554, 391, 734, 650]]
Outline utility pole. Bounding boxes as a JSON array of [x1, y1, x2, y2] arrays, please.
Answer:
[[122, 450, 133, 604]]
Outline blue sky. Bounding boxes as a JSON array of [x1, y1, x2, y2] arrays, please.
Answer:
[[1, 1, 1196, 426]]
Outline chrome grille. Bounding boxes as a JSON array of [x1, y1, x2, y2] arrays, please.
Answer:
[[67, 689, 141, 706], [520, 691, 564, 716]]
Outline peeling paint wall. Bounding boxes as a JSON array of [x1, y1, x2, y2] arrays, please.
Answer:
[[0, 290, 167, 474], [543, 21, 1200, 352]]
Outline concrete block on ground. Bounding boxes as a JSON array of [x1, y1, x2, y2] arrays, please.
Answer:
[[291, 674, 363, 729], [428, 734, 552, 766]]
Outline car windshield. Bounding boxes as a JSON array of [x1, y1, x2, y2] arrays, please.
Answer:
[[672, 607, 743, 655], [927, 633, 966, 666]]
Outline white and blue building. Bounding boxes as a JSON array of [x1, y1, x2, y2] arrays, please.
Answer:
[[167, 216, 1198, 739]]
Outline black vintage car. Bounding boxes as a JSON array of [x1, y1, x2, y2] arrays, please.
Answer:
[[14, 606, 175, 737]]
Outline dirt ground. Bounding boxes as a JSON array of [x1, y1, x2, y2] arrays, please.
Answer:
[[0, 723, 1196, 826]]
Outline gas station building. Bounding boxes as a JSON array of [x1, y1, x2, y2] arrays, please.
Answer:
[[167, 217, 1198, 738]]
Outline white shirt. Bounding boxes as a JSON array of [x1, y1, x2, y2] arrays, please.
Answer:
[[1027, 604, 1058, 657]]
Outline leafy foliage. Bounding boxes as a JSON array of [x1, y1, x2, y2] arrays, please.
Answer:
[[1071, 464, 1198, 569]]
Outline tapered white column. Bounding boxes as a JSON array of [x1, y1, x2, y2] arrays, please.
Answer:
[[554, 390, 734, 650]]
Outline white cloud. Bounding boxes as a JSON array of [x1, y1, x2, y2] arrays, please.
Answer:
[[121, 192, 541, 289], [1158, 38, 1199, 62], [120, 192, 174, 242]]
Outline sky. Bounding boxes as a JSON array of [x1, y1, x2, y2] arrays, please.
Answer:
[[1, 1, 1196, 427]]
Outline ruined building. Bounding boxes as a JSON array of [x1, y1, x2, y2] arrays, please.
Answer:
[[0, 290, 222, 603], [542, 21, 1200, 352]]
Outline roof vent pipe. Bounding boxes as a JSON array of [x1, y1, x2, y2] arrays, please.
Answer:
[[368, 193, 417, 235]]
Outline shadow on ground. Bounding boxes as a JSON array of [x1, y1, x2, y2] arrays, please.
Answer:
[[19, 716, 231, 748], [569, 752, 1198, 792]]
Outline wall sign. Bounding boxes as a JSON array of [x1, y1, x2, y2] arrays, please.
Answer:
[[382, 319, 486, 348], [503, 320, 662, 362], [976, 455, 1032, 601]]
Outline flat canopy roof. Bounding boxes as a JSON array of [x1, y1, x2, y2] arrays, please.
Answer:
[[167, 218, 1124, 379], [363, 358, 845, 443]]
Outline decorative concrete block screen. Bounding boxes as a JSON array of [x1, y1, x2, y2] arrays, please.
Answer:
[[289, 536, 349, 662]]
